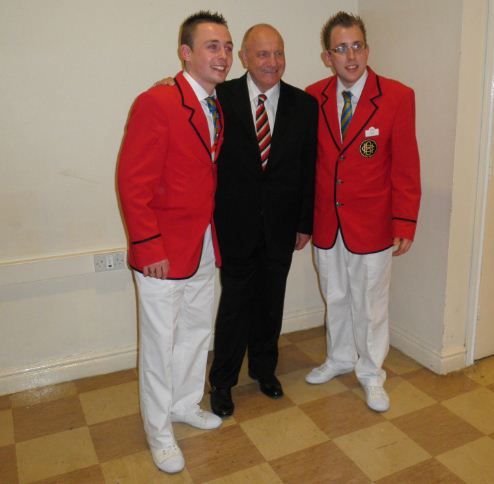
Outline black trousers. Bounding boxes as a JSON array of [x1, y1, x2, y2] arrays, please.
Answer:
[[209, 243, 292, 389]]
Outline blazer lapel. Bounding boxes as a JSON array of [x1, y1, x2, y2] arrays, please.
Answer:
[[229, 75, 258, 143], [174, 72, 212, 160], [320, 77, 342, 151], [341, 68, 381, 151], [269, 81, 292, 163]]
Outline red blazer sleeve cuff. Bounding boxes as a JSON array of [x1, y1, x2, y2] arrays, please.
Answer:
[[131, 234, 167, 268], [392, 218, 417, 241]]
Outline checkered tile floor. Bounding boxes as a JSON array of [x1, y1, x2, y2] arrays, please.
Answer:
[[2, 326, 494, 483]]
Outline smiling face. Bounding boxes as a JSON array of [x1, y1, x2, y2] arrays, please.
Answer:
[[324, 25, 369, 88], [180, 22, 233, 94], [239, 25, 285, 93]]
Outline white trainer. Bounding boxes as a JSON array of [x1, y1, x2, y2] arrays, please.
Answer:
[[305, 362, 353, 384], [363, 385, 390, 412], [151, 443, 185, 474], [171, 408, 222, 430]]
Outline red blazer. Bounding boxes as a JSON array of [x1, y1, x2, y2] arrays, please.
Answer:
[[117, 72, 224, 278], [306, 67, 421, 254]]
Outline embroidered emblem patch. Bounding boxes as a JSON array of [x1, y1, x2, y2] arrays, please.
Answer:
[[360, 139, 377, 157]]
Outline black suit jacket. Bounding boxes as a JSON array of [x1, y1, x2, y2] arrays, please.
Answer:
[[215, 75, 318, 260]]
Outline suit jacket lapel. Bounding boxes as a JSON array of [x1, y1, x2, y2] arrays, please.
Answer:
[[269, 81, 292, 163], [321, 77, 342, 151], [174, 71, 211, 160], [229, 75, 258, 143], [341, 68, 381, 150]]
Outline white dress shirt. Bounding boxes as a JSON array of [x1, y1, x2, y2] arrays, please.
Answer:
[[246, 72, 280, 132]]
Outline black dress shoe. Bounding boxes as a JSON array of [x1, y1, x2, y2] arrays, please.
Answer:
[[250, 374, 284, 399], [210, 387, 234, 417]]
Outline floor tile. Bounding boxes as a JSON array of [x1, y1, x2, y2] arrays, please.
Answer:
[[278, 369, 348, 405], [442, 387, 494, 434], [301, 391, 384, 438], [10, 382, 78, 408], [101, 449, 193, 483], [337, 370, 361, 389], [79, 381, 139, 425], [240, 406, 328, 461], [74, 369, 137, 393], [354, 377, 436, 420], [32, 465, 105, 483], [405, 368, 480, 401], [180, 425, 265, 482], [293, 336, 328, 363], [277, 335, 292, 348], [333, 421, 431, 481], [13, 396, 86, 442], [376, 458, 464, 484], [464, 356, 494, 386], [231, 382, 295, 423], [89, 413, 147, 463], [437, 436, 494, 484], [0, 395, 12, 411], [16, 427, 98, 484], [284, 325, 325, 343], [0, 445, 18, 484], [276, 345, 317, 375], [392, 403, 483, 455], [270, 440, 371, 483], [383, 347, 422, 375], [205, 463, 282, 484], [0, 410, 14, 447]]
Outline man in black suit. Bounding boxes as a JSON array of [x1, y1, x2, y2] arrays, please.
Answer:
[[209, 24, 318, 416]]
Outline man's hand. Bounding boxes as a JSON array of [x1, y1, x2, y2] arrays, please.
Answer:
[[294, 233, 311, 250], [392, 237, 413, 257], [154, 77, 175, 87], [143, 259, 170, 279]]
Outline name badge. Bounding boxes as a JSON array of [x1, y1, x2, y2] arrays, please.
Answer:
[[365, 127, 379, 137]]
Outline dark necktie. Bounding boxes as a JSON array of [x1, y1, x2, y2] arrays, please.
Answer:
[[256, 94, 271, 170], [341, 90, 353, 140]]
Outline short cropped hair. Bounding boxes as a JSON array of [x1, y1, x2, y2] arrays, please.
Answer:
[[321, 11, 367, 50], [180, 10, 228, 48]]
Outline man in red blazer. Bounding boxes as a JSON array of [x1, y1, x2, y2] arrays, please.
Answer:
[[117, 11, 233, 474], [305, 12, 421, 412]]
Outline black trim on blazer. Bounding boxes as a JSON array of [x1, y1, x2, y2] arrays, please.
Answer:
[[130, 231, 209, 280], [392, 217, 417, 224], [175, 76, 212, 160], [132, 233, 161, 245]]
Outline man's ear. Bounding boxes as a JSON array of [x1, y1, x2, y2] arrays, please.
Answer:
[[179, 44, 192, 62], [321, 50, 332, 68], [238, 49, 248, 69]]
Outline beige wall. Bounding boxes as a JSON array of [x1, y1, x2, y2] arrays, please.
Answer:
[[0, 0, 356, 394]]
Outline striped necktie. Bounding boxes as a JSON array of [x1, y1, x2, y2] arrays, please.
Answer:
[[256, 94, 271, 170], [205, 96, 220, 151], [341, 90, 353, 140]]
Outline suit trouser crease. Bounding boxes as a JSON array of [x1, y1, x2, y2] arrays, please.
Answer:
[[210, 245, 291, 388], [135, 226, 215, 449], [315, 232, 392, 386]]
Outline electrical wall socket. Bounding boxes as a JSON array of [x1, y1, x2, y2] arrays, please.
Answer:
[[93, 252, 126, 272]]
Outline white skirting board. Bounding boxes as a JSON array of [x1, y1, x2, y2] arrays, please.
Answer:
[[390, 324, 467, 374], [0, 309, 325, 396]]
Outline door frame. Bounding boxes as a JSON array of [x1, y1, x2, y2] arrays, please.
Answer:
[[466, 0, 494, 364]]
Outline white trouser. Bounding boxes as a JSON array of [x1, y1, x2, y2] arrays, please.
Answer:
[[134, 226, 215, 449], [315, 232, 392, 386]]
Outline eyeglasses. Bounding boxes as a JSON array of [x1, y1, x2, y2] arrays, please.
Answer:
[[328, 41, 366, 55]]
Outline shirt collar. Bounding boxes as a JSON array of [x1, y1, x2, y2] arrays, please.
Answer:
[[246, 72, 280, 104], [337, 68, 368, 102], [183, 70, 216, 102]]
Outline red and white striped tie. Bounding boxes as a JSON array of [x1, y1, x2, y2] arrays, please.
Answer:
[[256, 94, 271, 171]]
